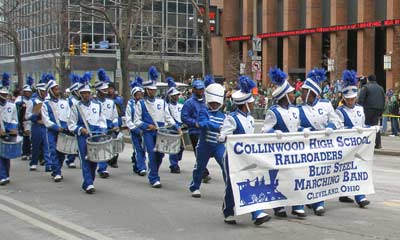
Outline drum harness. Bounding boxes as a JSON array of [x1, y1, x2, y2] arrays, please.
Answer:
[[76, 104, 93, 137]]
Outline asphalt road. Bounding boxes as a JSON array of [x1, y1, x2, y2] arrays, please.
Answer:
[[0, 147, 399, 240]]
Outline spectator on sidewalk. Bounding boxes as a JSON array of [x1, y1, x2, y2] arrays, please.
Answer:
[[381, 89, 393, 134], [358, 74, 385, 149], [388, 93, 399, 137]]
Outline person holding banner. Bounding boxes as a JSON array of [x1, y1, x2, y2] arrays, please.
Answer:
[[68, 74, 107, 194], [0, 73, 18, 186], [335, 70, 370, 208], [189, 75, 226, 198], [134, 66, 179, 188], [126, 76, 147, 176], [41, 74, 70, 182], [298, 68, 343, 216], [25, 74, 52, 172], [262, 67, 307, 218], [65, 73, 82, 169], [218, 76, 271, 225], [94, 69, 119, 179], [166, 77, 184, 174]]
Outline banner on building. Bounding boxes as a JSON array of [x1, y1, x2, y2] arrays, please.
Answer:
[[226, 128, 376, 215]]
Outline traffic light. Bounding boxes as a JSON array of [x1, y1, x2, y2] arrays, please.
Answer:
[[69, 44, 74, 56], [82, 42, 88, 54]]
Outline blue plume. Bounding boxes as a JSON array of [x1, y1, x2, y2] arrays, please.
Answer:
[[148, 66, 159, 81], [97, 68, 108, 82], [307, 68, 327, 84], [167, 77, 176, 88], [135, 76, 143, 86], [2, 72, 10, 87], [269, 67, 287, 86], [40, 73, 49, 84], [26, 76, 34, 86], [129, 81, 137, 89], [69, 73, 80, 84], [47, 73, 55, 81], [80, 72, 92, 85], [342, 70, 358, 87], [238, 75, 256, 94], [203, 75, 215, 88]]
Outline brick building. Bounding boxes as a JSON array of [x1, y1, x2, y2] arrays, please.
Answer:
[[211, 0, 400, 91]]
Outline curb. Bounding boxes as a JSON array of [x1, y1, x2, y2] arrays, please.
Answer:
[[374, 149, 400, 156]]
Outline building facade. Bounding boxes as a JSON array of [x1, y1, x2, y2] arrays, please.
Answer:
[[211, 0, 400, 91], [0, 0, 203, 88]]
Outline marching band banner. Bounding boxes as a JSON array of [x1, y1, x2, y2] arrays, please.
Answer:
[[226, 128, 376, 215]]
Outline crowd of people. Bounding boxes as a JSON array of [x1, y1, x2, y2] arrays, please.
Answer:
[[0, 65, 377, 226]]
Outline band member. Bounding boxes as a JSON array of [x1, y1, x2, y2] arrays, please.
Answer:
[[15, 76, 34, 161], [262, 67, 306, 218], [107, 81, 124, 168], [335, 70, 370, 208], [0, 73, 18, 185], [65, 73, 81, 168], [166, 77, 184, 173], [134, 66, 179, 188], [25, 74, 51, 172], [94, 69, 118, 178], [41, 74, 70, 182], [189, 76, 226, 198], [126, 76, 146, 176], [218, 76, 271, 226], [298, 68, 343, 216], [68, 73, 107, 194], [181, 79, 211, 182]]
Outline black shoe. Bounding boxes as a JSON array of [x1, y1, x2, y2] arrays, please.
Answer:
[[0, 180, 8, 186], [291, 210, 307, 218], [39, 159, 45, 166], [305, 204, 313, 209], [254, 215, 272, 226], [358, 200, 370, 208], [170, 166, 181, 174], [99, 172, 109, 178], [339, 196, 355, 203], [45, 168, 52, 172], [202, 175, 211, 183], [138, 170, 147, 176], [314, 208, 325, 216], [110, 163, 118, 168], [274, 211, 287, 218], [224, 217, 237, 225], [66, 163, 76, 169], [85, 187, 95, 194]]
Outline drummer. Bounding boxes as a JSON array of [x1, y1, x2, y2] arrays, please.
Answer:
[[134, 66, 180, 188], [68, 73, 107, 194], [94, 69, 119, 179], [41, 74, 71, 182], [25, 74, 52, 172], [166, 77, 184, 174], [0, 72, 18, 186], [65, 73, 81, 169], [126, 76, 147, 176]]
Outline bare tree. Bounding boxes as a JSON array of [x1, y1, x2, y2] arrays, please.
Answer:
[[0, 0, 24, 88], [77, 0, 147, 102], [189, 0, 212, 76]]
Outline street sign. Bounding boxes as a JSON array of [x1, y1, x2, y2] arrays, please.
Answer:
[[253, 37, 261, 52], [116, 69, 121, 78], [251, 61, 261, 72], [100, 40, 109, 49], [240, 63, 246, 74], [327, 58, 335, 72], [248, 50, 253, 58], [251, 55, 262, 61]]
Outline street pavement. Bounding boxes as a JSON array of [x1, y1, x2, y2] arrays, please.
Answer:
[[0, 142, 399, 240]]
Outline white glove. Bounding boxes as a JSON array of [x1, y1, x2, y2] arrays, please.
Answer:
[[303, 128, 311, 138], [275, 130, 283, 139], [354, 126, 363, 134], [325, 128, 333, 136]]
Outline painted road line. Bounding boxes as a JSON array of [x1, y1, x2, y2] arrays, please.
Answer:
[[0, 194, 113, 240], [0, 203, 82, 240]]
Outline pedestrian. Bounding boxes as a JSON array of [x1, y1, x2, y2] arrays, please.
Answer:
[[335, 70, 371, 208], [0, 72, 18, 185], [358, 74, 385, 148], [262, 67, 306, 218], [219, 75, 271, 226], [189, 76, 226, 198], [126, 76, 146, 176], [134, 66, 179, 188], [388, 92, 399, 136], [298, 68, 343, 216], [166, 77, 184, 173], [41, 74, 70, 182], [68, 73, 107, 194]]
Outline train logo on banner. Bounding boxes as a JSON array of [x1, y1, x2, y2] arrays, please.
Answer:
[[237, 169, 287, 207]]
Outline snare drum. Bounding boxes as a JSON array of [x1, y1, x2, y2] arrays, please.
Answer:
[[155, 128, 181, 154], [182, 130, 191, 146], [112, 132, 125, 155], [56, 133, 78, 154], [86, 135, 114, 162], [0, 136, 23, 159]]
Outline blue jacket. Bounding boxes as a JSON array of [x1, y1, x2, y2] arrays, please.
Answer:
[[181, 94, 207, 135]]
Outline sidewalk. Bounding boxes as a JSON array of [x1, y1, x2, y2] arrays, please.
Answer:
[[375, 135, 400, 156]]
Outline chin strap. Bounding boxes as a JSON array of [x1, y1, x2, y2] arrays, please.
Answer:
[[285, 94, 292, 105], [245, 103, 251, 114]]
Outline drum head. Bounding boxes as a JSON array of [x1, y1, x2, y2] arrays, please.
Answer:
[[158, 127, 179, 135], [1, 135, 21, 143], [87, 135, 112, 143]]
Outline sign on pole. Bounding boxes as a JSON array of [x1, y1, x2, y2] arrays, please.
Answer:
[[253, 37, 261, 52], [240, 63, 246, 74], [251, 61, 261, 73]]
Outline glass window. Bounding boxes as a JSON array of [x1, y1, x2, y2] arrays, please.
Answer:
[[153, 1, 162, 12], [178, 3, 187, 13], [178, 28, 187, 38], [167, 13, 177, 27], [94, 23, 104, 34], [167, 39, 176, 52], [168, 2, 177, 13], [82, 22, 92, 33], [178, 14, 187, 27]]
